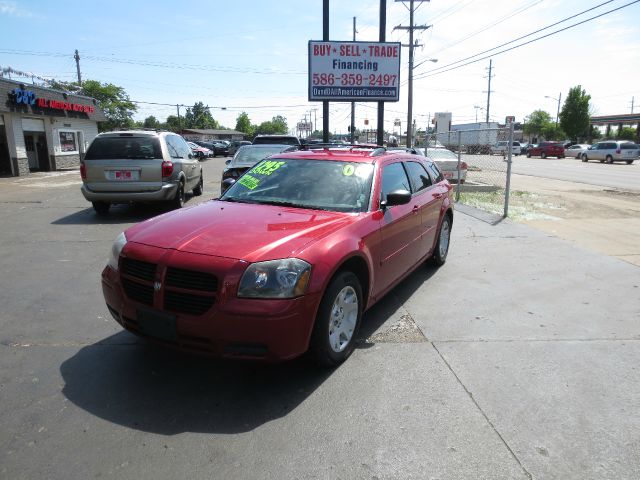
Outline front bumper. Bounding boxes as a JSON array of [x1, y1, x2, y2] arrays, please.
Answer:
[[101, 260, 322, 362]]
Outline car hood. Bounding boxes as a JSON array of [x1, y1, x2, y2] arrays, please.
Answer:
[[125, 200, 357, 262]]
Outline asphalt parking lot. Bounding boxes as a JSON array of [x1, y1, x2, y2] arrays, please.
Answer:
[[1, 158, 639, 479]]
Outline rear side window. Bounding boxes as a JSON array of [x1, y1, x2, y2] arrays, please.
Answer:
[[405, 161, 432, 193], [85, 136, 162, 160], [426, 162, 444, 183]]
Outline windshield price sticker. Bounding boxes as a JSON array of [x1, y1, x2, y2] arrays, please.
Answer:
[[239, 174, 260, 190], [308, 41, 401, 102], [251, 161, 285, 176]]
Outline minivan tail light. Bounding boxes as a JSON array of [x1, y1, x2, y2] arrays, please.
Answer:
[[616, 149, 621, 154], [80, 162, 86, 180], [162, 160, 174, 177], [461, 161, 468, 170]]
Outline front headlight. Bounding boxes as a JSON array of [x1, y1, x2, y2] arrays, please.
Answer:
[[238, 258, 311, 299], [107, 232, 127, 271]]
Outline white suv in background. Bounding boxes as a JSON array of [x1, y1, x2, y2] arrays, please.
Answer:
[[490, 141, 521, 156], [581, 140, 639, 164]]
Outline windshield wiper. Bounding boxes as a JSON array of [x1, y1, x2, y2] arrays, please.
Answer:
[[221, 197, 257, 204]]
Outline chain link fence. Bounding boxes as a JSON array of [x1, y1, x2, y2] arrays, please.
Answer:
[[423, 125, 515, 217]]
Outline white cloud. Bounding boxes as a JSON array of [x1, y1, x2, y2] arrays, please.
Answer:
[[0, 1, 32, 17]]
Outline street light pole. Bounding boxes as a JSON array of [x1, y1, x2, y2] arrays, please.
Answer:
[[545, 92, 562, 128]]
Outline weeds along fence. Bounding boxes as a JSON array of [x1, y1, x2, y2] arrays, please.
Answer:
[[424, 123, 515, 217]]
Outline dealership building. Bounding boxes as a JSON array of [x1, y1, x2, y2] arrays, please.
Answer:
[[0, 77, 106, 177]]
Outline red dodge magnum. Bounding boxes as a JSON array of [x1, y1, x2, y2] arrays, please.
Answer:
[[102, 147, 454, 366]]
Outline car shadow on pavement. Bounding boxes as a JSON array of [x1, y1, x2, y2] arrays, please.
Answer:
[[59, 331, 334, 435], [51, 201, 198, 226], [356, 262, 440, 344], [59, 263, 439, 435]]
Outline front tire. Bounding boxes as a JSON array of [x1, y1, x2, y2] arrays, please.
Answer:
[[541, 152, 547, 159], [431, 214, 452, 266], [527, 152, 531, 158], [309, 271, 362, 368], [606, 155, 614, 164], [581, 154, 588, 162]]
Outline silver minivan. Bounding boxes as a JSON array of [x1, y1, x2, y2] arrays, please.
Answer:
[[581, 140, 639, 164], [80, 131, 203, 213]]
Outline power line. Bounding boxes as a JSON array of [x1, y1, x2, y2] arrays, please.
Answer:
[[413, 0, 639, 80]]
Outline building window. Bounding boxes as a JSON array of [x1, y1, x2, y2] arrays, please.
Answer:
[[59, 131, 77, 153]]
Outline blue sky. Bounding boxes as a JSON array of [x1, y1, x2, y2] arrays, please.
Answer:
[[1, 0, 639, 134]]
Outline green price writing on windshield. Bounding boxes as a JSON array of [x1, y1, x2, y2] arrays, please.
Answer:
[[252, 161, 285, 176], [239, 174, 260, 190], [342, 165, 355, 176]]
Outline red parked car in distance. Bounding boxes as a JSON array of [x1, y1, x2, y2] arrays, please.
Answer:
[[101, 146, 454, 366], [526, 142, 565, 159]]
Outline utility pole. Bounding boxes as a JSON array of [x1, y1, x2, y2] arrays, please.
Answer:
[[74, 49, 82, 86], [350, 16, 357, 144], [322, 0, 329, 143], [631, 96, 635, 114], [377, 0, 387, 147], [394, 0, 431, 147], [485, 59, 493, 123], [176, 104, 182, 132]]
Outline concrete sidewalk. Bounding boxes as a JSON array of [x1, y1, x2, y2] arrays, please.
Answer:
[[386, 206, 640, 479]]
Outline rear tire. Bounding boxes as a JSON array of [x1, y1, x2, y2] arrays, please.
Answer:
[[92, 201, 110, 214], [526, 152, 531, 158], [193, 173, 203, 196], [430, 214, 452, 266], [309, 271, 362, 368], [541, 152, 547, 159], [626, 160, 634, 165], [171, 181, 185, 209]]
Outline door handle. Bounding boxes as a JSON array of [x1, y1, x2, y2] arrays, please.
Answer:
[[412, 205, 420, 212], [433, 192, 443, 199]]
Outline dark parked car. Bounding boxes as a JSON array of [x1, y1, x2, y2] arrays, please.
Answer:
[[195, 141, 228, 157], [526, 142, 565, 158], [102, 146, 454, 366], [227, 140, 252, 156], [253, 135, 301, 146], [222, 144, 298, 192]]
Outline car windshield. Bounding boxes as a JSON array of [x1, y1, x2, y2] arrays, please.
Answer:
[[233, 145, 292, 165], [84, 136, 162, 160], [221, 158, 375, 213]]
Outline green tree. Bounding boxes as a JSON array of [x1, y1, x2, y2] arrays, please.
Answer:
[[81, 80, 137, 132], [143, 115, 160, 129], [184, 101, 219, 129], [523, 110, 552, 139], [616, 127, 637, 141], [254, 115, 288, 135], [164, 115, 182, 132], [559, 85, 591, 142], [235, 112, 252, 132]]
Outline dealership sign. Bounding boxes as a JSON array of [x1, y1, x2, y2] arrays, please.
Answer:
[[308, 41, 401, 102], [9, 88, 95, 114]]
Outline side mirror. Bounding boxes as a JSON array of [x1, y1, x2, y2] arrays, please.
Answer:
[[222, 178, 236, 191], [225, 159, 231, 165], [381, 189, 412, 210], [188, 153, 194, 159]]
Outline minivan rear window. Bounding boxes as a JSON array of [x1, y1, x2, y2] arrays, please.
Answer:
[[253, 136, 300, 146], [85, 136, 162, 160], [621, 143, 638, 150]]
